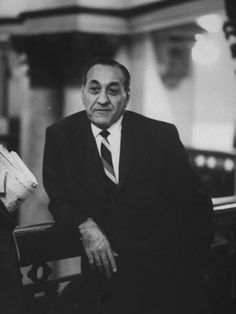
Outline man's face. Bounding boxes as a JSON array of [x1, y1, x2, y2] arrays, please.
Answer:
[[82, 64, 130, 129]]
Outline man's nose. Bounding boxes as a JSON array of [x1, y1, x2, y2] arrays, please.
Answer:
[[97, 91, 109, 105]]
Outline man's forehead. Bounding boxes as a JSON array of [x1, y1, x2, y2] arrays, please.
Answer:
[[86, 64, 125, 85]]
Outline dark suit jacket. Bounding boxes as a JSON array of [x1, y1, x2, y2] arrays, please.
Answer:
[[43, 110, 214, 313], [0, 202, 22, 314]]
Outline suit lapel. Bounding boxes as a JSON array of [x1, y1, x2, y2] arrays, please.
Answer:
[[70, 114, 105, 183], [119, 111, 145, 188], [69, 111, 146, 188]]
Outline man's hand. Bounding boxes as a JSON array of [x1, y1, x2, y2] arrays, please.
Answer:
[[79, 218, 117, 278]]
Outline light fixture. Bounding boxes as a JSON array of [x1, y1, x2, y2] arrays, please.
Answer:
[[224, 159, 234, 171], [195, 155, 206, 167], [196, 14, 223, 33], [192, 34, 219, 65]]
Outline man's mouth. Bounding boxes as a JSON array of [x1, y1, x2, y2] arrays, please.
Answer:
[[94, 109, 111, 112]]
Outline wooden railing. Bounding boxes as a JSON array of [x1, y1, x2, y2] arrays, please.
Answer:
[[16, 223, 81, 267], [15, 224, 83, 314], [14, 197, 236, 314]]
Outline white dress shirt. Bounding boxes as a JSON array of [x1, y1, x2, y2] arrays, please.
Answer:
[[91, 116, 123, 183]]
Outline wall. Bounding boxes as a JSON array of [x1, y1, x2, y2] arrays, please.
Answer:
[[192, 31, 236, 152]]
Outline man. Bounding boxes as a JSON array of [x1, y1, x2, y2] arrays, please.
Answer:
[[43, 57, 214, 314], [0, 202, 22, 314]]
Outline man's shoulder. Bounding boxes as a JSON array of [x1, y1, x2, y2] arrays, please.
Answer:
[[46, 111, 87, 133], [125, 110, 176, 131]]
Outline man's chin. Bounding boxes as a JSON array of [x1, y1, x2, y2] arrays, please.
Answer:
[[91, 117, 111, 129]]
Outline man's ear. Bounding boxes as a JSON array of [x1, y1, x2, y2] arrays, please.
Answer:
[[81, 86, 85, 104], [126, 89, 131, 102]]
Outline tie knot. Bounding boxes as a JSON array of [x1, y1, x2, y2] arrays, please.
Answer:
[[100, 129, 110, 139]]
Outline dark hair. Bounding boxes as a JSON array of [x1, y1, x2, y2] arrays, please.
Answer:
[[82, 57, 131, 92]]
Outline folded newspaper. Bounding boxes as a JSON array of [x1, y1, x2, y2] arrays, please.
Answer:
[[0, 145, 38, 212]]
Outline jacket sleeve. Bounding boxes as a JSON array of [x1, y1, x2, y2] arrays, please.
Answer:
[[43, 127, 88, 229], [0, 200, 16, 231], [166, 124, 214, 267]]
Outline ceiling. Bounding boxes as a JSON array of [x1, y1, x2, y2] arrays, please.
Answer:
[[0, 0, 225, 35], [0, 0, 167, 17]]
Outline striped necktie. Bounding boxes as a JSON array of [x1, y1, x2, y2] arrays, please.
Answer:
[[100, 129, 117, 184]]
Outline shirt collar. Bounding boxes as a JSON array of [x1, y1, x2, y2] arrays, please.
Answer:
[[91, 115, 123, 138]]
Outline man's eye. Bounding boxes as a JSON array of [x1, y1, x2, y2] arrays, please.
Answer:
[[108, 89, 119, 95], [89, 87, 100, 94]]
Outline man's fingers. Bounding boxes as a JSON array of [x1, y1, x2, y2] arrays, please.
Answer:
[[100, 252, 112, 278], [85, 250, 95, 269], [113, 251, 119, 257], [82, 233, 117, 277], [94, 245, 112, 277], [107, 249, 117, 274], [94, 252, 103, 272]]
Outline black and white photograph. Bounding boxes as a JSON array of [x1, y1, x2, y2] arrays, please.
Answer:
[[0, 0, 236, 313]]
